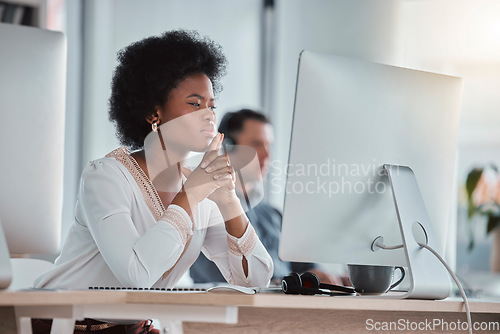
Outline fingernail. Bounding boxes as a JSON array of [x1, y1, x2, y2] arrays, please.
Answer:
[[201, 161, 207, 168], [214, 174, 220, 179], [218, 173, 230, 180], [206, 166, 213, 172]]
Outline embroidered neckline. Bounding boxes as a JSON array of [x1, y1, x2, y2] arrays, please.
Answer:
[[106, 147, 166, 221]]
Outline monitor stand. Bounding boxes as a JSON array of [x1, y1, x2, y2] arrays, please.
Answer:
[[374, 164, 451, 300]]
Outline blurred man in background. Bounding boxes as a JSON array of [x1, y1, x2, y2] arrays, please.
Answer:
[[190, 109, 342, 285]]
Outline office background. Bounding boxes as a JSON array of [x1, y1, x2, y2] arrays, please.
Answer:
[[29, 0, 500, 281]]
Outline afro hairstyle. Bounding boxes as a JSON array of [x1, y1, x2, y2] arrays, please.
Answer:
[[108, 29, 227, 150]]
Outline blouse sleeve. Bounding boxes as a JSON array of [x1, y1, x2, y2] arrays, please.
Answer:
[[200, 201, 273, 287], [80, 160, 192, 288]]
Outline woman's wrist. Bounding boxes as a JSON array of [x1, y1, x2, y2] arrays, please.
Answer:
[[171, 190, 195, 220], [217, 200, 245, 221]]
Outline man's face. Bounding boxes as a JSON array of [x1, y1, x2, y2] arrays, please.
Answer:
[[235, 119, 273, 177]]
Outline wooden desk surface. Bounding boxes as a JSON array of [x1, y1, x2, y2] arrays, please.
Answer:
[[1, 290, 499, 334], [0, 289, 499, 313]]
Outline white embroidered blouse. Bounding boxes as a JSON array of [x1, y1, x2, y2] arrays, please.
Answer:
[[34, 147, 273, 289]]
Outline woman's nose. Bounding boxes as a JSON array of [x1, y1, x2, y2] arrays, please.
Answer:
[[203, 109, 216, 122]]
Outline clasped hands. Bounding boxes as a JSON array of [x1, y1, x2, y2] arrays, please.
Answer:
[[182, 133, 240, 211]]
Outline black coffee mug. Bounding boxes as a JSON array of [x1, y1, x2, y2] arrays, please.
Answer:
[[347, 264, 405, 295]]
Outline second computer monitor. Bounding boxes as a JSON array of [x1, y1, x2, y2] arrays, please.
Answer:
[[0, 23, 66, 255]]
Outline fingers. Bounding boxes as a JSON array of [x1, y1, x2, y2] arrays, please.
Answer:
[[214, 175, 235, 190], [214, 172, 232, 181], [201, 133, 222, 168], [200, 150, 219, 169], [205, 155, 232, 173], [206, 155, 234, 184], [217, 133, 224, 151], [207, 132, 223, 152], [201, 133, 226, 169], [225, 152, 236, 182], [200, 150, 232, 172], [208, 154, 234, 188]]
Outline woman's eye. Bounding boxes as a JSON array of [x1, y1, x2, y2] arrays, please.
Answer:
[[187, 102, 216, 110]]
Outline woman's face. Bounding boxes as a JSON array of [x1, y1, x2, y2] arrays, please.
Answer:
[[157, 73, 217, 152]]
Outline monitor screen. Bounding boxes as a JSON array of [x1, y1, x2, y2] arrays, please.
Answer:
[[0, 23, 66, 254], [279, 51, 462, 267]]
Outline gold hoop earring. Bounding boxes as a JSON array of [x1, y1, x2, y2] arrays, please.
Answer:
[[152, 121, 158, 132]]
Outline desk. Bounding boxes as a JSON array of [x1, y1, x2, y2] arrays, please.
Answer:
[[0, 290, 499, 334]]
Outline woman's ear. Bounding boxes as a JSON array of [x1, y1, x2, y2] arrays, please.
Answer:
[[146, 110, 160, 125]]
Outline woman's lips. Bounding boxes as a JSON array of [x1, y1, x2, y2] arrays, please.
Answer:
[[201, 126, 216, 137]]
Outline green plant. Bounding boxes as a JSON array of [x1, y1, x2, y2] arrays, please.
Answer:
[[465, 164, 500, 251]]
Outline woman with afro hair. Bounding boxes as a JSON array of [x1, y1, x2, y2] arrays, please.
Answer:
[[33, 30, 273, 333]]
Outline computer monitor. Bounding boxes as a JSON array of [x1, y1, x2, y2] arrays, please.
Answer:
[[0, 219, 12, 289], [0, 23, 66, 254], [279, 51, 462, 299]]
